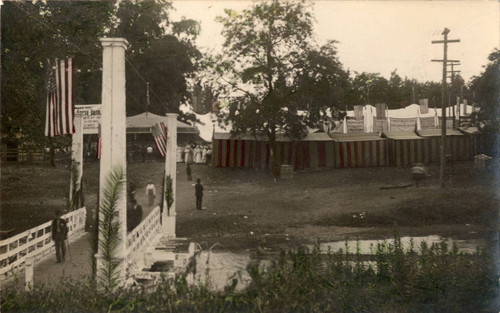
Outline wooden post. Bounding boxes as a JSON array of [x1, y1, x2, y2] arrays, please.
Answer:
[[162, 113, 178, 238], [96, 38, 129, 283], [69, 114, 84, 210], [25, 256, 34, 291]]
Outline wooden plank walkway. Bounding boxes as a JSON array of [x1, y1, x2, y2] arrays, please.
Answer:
[[5, 233, 93, 290]]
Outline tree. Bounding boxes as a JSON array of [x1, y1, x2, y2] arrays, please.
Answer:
[[215, 0, 349, 179], [109, 1, 202, 117], [1, 1, 114, 154], [469, 49, 500, 156]]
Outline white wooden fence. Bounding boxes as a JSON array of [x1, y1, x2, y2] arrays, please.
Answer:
[[127, 205, 161, 256], [0, 207, 87, 281]]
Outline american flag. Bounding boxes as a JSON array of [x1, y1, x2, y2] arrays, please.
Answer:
[[44, 58, 75, 137], [152, 122, 168, 157]]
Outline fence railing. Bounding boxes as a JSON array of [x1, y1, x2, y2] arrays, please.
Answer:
[[0, 148, 70, 164], [127, 206, 161, 256], [0, 207, 87, 281]]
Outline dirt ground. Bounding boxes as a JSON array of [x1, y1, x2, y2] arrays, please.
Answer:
[[1, 160, 498, 252]]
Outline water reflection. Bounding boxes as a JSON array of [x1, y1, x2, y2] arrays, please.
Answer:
[[316, 235, 487, 254], [187, 235, 487, 291]]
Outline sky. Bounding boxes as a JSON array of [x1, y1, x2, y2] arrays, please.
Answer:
[[171, 0, 499, 83]]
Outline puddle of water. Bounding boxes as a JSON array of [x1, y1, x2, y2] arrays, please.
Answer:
[[317, 235, 488, 254], [186, 236, 488, 291], [187, 252, 253, 291]]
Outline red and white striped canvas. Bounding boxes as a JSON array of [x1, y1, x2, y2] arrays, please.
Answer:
[[44, 58, 75, 137], [152, 122, 168, 157]]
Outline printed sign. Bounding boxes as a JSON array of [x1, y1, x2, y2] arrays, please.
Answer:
[[419, 117, 436, 129], [75, 104, 101, 134], [390, 118, 417, 132], [347, 119, 364, 133]]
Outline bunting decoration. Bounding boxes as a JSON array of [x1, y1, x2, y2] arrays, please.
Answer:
[[44, 58, 75, 137], [152, 122, 168, 157]]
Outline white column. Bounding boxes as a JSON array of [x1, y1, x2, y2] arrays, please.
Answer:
[[162, 113, 178, 238], [97, 37, 128, 283], [69, 114, 84, 209]]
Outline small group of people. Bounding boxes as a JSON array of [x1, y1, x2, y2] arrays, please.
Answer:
[[177, 144, 212, 165]]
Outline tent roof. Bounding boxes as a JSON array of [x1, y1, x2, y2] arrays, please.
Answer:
[[329, 133, 385, 142], [382, 131, 424, 140], [126, 112, 199, 134], [213, 132, 332, 142], [416, 129, 464, 137]]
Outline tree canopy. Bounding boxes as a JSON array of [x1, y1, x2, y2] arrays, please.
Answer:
[[1, 1, 113, 149], [1, 0, 202, 149], [468, 49, 500, 156], [215, 1, 348, 157]]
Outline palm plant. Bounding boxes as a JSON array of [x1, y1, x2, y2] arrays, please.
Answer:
[[97, 166, 125, 291], [165, 175, 174, 215]]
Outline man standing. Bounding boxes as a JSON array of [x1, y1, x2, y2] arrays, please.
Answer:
[[51, 210, 68, 263], [195, 178, 204, 210]]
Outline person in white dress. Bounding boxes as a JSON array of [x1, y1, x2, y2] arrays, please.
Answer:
[[194, 146, 202, 163], [184, 146, 191, 163], [176, 146, 183, 163], [201, 147, 207, 164]]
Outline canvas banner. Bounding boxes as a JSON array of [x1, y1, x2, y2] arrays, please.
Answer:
[[390, 117, 417, 132], [347, 119, 364, 133], [419, 117, 436, 129]]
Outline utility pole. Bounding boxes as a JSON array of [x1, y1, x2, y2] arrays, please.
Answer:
[[447, 61, 461, 128], [432, 28, 460, 188]]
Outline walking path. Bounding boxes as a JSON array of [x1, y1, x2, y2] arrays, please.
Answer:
[[6, 233, 92, 291]]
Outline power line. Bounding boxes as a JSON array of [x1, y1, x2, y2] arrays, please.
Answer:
[[431, 27, 460, 188]]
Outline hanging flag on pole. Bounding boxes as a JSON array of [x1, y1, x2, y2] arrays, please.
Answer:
[[375, 103, 386, 119], [152, 122, 168, 157], [354, 105, 363, 120], [419, 99, 429, 114], [44, 58, 75, 137]]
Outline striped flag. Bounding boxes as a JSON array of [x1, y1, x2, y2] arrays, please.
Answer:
[[44, 58, 75, 137], [152, 122, 168, 157]]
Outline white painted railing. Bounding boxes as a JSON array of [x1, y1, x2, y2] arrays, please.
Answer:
[[127, 205, 161, 256], [0, 207, 87, 280]]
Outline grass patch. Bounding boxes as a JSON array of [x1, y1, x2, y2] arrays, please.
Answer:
[[313, 190, 498, 228], [2, 237, 497, 313]]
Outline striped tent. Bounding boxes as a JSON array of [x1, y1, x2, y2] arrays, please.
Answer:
[[211, 132, 334, 170], [382, 131, 428, 166], [329, 133, 388, 168], [458, 126, 480, 157], [416, 129, 473, 163]]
